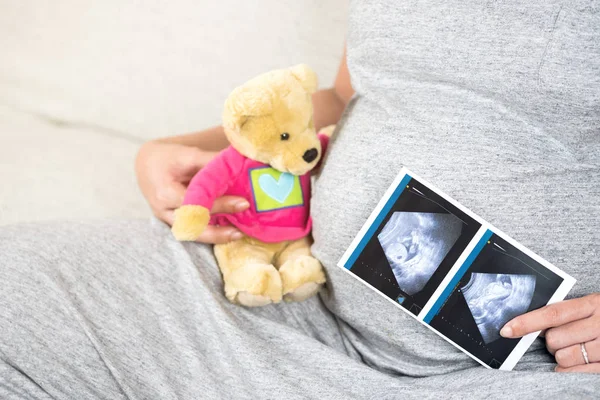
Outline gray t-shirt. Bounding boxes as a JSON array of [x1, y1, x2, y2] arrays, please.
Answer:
[[312, 0, 600, 376]]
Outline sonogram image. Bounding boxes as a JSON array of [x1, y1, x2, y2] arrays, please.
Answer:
[[462, 273, 536, 344], [377, 212, 463, 295]]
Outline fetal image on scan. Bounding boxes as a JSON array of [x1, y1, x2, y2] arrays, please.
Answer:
[[377, 212, 463, 295], [462, 273, 536, 344]]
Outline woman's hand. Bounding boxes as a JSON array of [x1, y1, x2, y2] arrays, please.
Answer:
[[135, 140, 248, 243], [500, 293, 600, 373]]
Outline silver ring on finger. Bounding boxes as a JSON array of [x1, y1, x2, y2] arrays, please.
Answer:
[[581, 343, 590, 365]]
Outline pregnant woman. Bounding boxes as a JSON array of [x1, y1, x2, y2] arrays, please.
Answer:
[[1, 1, 599, 398]]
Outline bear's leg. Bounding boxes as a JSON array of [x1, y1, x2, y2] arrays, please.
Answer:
[[275, 236, 326, 302], [214, 237, 283, 307]]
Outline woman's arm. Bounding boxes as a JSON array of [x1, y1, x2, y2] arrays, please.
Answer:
[[135, 48, 353, 242], [312, 48, 354, 131]]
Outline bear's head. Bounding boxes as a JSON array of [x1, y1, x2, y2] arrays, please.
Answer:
[[222, 64, 321, 176]]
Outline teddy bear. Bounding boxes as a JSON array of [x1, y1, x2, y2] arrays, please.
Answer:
[[171, 64, 334, 307]]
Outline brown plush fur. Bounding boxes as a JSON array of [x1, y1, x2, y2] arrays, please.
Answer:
[[172, 65, 333, 307], [214, 236, 326, 306], [222, 64, 322, 176], [172, 205, 211, 241]]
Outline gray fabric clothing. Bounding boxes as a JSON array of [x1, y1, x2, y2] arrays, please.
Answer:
[[0, 220, 597, 400], [314, 0, 600, 378], [1, 0, 600, 398]]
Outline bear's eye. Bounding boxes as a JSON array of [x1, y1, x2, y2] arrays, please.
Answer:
[[280, 132, 290, 141]]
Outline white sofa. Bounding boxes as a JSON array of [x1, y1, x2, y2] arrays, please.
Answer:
[[0, 0, 347, 225]]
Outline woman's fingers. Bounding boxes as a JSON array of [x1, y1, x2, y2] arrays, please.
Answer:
[[153, 182, 186, 211], [555, 339, 600, 368], [160, 211, 243, 243], [211, 196, 250, 214], [544, 316, 600, 354], [157, 191, 249, 217], [195, 226, 244, 244], [555, 362, 600, 374], [160, 209, 175, 226], [157, 192, 248, 235], [197, 197, 249, 243], [149, 182, 185, 225], [500, 296, 597, 338]]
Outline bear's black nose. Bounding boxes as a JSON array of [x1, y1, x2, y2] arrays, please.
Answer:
[[302, 148, 318, 163]]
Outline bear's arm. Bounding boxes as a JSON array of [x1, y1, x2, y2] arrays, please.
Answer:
[[182, 146, 244, 210]]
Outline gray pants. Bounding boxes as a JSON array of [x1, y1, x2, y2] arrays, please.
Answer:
[[1, 219, 598, 399]]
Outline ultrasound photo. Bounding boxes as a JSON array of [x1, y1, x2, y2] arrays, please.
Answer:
[[429, 233, 564, 368], [378, 212, 463, 295], [462, 273, 536, 344], [345, 176, 480, 315], [340, 168, 575, 370]]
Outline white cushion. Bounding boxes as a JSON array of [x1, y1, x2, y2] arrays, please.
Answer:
[[0, 1, 347, 224], [0, 105, 148, 225], [0, 0, 348, 140]]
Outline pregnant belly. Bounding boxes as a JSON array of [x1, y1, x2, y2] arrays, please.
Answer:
[[309, 96, 600, 376]]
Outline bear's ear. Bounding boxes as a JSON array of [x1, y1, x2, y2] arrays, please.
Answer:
[[223, 88, 272, 130], [289, 64, 318, 94]]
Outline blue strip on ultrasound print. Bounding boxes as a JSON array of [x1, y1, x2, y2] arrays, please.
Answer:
[[343, 174, 412, 269], [423, 229, 493, 324]]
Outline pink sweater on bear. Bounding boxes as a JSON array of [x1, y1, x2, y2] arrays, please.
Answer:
[[182, 134, 328, 243]]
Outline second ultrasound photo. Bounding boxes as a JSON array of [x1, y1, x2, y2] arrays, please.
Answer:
[[427, 233, 564, 368], [347, 177, 481, 315]]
